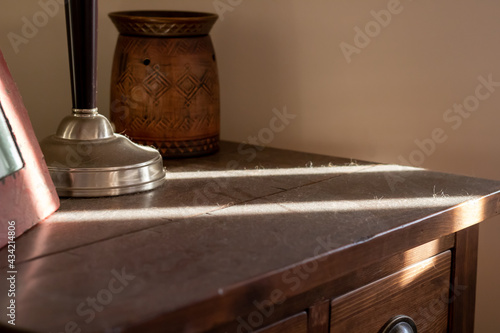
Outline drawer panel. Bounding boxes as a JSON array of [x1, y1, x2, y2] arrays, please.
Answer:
[[331, 251, 451, 333], [255, 312, 307, 333]]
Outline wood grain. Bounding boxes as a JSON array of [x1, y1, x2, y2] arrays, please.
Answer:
[[317, 234, 455, 300], [331, 251, 452, 333], [308, 300, 330, 333], [255, 312, 307, 333], [7, 142, 358, 264], [0, 142, 499, 332], [133, 236, 455, 333]]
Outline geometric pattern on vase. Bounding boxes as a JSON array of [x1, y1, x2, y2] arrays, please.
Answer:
[[112, 21, 215, 37], [121, 35, 213, 57], [128, 111, 218, 134], [117, 70, 136, 97], [136, 135, 220, 158], [176, 66, 217, 107], [143, 64, 172, 102]]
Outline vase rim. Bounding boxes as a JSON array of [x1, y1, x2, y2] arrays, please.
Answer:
[[109, 10, 218, 37], [109, 10, 218, 20]]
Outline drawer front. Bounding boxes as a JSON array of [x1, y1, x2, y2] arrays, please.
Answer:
[[255, 312, 307, 333], [331, 251, 451, 333]]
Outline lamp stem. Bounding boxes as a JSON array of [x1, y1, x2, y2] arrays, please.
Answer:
[[65, 0, 98, 114]]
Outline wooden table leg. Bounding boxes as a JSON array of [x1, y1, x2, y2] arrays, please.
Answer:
[[449, 224, 479, 332]]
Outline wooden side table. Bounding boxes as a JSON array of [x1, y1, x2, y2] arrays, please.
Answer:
[[1, 142, 499, 332]]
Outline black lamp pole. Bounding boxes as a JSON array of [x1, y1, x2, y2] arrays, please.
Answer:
[[65, 0, 98, 112]]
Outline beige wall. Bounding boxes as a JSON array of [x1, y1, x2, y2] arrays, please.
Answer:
[[1, 0, 499, 331]]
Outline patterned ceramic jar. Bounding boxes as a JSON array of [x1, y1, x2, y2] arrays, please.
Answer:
[[109, 11, 220, 158]]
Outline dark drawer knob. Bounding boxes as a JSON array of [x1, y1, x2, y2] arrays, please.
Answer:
[[380, 315, 417, 333]]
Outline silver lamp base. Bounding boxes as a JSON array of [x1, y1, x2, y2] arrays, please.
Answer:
[[40, 110, 166, 197]]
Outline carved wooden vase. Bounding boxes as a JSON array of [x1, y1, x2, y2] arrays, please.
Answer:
[[109, 11, 220, 158]]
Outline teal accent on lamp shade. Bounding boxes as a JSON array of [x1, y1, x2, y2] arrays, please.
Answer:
[[0, 103, 24, 180]]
